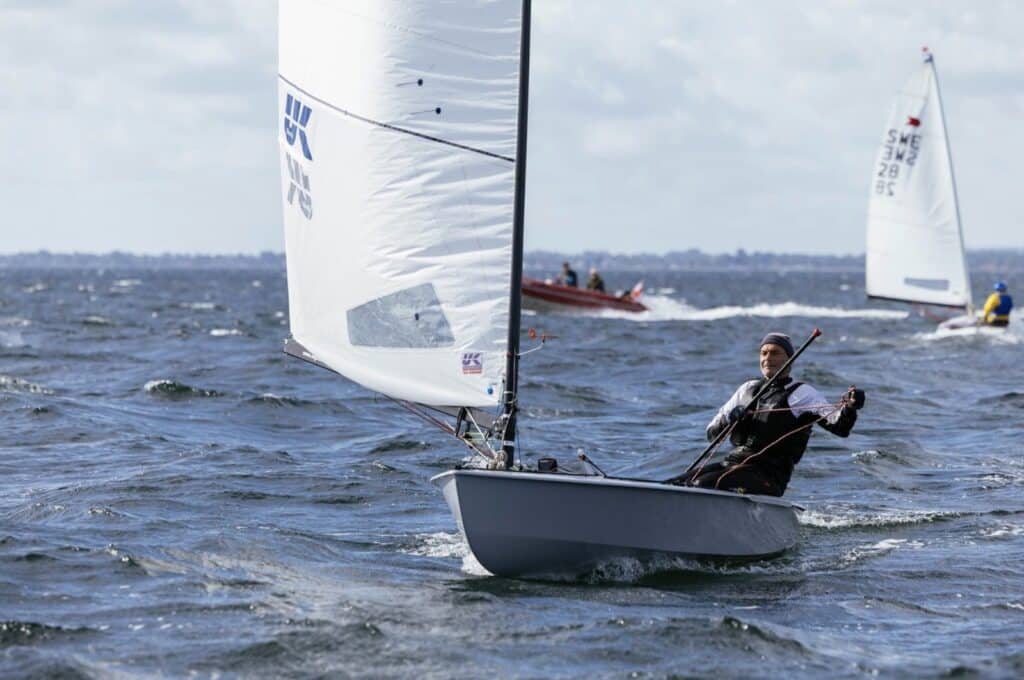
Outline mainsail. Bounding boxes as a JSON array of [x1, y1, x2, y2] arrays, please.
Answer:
[[278, 0, 525, 410], [866, 50, 970, 309]]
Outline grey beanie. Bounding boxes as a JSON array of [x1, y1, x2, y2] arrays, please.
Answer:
[[760, 333, 794, 357]]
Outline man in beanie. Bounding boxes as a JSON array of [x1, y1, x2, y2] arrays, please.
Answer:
[[683, 332, 865, 497]]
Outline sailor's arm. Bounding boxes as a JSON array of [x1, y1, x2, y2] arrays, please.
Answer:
[[982, 293, 1000, 318], [789, 384, 863, 437], [706, 381, 758, 441]]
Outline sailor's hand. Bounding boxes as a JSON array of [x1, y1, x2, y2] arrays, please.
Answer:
[[845, 387, 865, 410], [727, 405, 750, 424]]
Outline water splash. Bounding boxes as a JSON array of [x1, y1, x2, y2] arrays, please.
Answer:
[[597, 299, 908, 322]]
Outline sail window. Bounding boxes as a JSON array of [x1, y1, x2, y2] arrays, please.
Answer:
[[903, 277, 949, 291], [347, 283, 455, 348]]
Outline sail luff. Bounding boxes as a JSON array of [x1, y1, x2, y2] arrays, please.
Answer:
[[501, 0, 531, 469], [926, 51, 972, 315]]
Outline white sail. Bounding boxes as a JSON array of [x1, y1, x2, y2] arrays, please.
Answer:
[[278, 0, 523, 408], [866, 51, 970, 308]]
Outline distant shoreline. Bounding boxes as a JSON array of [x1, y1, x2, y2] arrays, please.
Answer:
[[0, 249, 1021, 273]]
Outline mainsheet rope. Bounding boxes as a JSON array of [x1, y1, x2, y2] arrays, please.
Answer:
[[690, 394, 854, 487]]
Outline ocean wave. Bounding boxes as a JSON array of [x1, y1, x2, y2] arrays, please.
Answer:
[[0, 316, 31, 327], [838, 538, 923, 567], [209, 328, 243, 337], [143, 379, 221, 398], [597, 299, 908, 322], [405, 531, 469, 560], [716, 616, 811, 656], [81, 315, 115, 326], [800, 507, 963, 529], [403, 532, 491, 576], [183, 301, 221, 311], [0, 375, 54, 395], [0, 620, 96, 645], [0, 330, 25, 348], [247, 392, 307, 407], [914, 324, 1024, 345], [978, 523, 1024, 540]]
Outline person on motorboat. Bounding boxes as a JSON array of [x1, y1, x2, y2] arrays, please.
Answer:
[[558, 262, 578, 288], [585, 268, 605, 293], [683, 333, 865, 497], [981, 281, 1013, 327]]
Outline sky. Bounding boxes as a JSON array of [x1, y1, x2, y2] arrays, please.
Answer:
[[2, 0, 1023, 255]]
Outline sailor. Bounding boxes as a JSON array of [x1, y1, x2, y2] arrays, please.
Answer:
[[685, 333, 865, 497], [585, 268, 605, 292], [558, 262, 578, 288], [981, 281, 1013, 327]]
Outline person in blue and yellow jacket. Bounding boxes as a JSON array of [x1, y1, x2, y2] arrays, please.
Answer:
[[981, 281, 1013, 327]]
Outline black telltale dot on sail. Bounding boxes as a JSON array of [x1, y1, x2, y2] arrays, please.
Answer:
[[414, 312, 420, 321]]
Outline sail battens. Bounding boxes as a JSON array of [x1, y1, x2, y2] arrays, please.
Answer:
[[866, 52, 970, 309]]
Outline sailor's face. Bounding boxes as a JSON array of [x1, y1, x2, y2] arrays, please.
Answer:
[[759, 343, 789, 379]]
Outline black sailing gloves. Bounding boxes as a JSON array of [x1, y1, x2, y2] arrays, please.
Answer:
[[821, 386, 865, 438], [727, 405, 752, 425]]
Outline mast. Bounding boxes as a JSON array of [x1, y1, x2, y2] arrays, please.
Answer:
[[926, 47, 973, 316], [501, 0, 531, 469]]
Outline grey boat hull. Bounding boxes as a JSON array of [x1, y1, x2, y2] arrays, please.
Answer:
[[431, 469, 800, 578]]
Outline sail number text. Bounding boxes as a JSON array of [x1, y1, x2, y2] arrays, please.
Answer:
[[875, 129, 921, 197]]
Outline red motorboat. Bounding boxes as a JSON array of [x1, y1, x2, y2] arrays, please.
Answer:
[[521, 277, 646, 313]]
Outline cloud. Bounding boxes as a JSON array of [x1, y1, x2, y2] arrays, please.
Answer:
[[0, 1, 1022, 254]]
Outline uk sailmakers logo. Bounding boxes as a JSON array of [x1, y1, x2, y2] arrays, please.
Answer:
[[284, 92, 314, 219], [461, 353, 483, 375]]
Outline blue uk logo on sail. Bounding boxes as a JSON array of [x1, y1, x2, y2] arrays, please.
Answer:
[[284, 92, 314, 220], [286, 156, 313, 219], [284, 93, 313, 161], [461, 353, 483, 375]]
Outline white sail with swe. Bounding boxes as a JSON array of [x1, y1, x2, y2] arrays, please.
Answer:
[[866, 49, 971, 311]]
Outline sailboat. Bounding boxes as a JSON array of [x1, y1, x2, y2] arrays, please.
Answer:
[[278, 0, 800, 578], [866, 48, 976, 328]]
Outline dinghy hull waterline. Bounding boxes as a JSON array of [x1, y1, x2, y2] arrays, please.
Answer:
[[432, 469, 800, 577]]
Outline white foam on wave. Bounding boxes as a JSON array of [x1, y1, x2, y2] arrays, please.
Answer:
[[0, 375, 54, 395], [185, 302, 218, 311], [209, 328, 243, 337], [979, 524, 1024, 540], [914, 323, 1024, 345], [597, 299, 908, 323], [0, 330, 25, 348], [405, 531, 491, 576], [143, 379, 174, 392], [840, 538, 923, 567], [800, 507, 960, 529]]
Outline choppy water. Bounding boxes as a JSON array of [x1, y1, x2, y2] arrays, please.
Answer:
[[2, 266, 1022, 678]]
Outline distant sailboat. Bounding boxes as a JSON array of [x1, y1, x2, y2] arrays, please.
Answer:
[[866, 48, 975, 326], [278, 0, 799, 578]]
